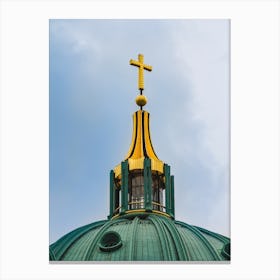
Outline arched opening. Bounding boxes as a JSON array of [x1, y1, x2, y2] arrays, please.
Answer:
[[152, 172, 165, 211], [128, 170, 144, 210]]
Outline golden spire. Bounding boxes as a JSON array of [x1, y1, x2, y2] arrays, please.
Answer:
[[113, 54, 163, 178], [130, 54, 152, 91], [109, 54, 174, 221], [114, 109, 164, 178]]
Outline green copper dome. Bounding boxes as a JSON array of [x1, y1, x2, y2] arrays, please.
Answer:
[[50, 213, 230, 262], [50, 54, 230, 262]]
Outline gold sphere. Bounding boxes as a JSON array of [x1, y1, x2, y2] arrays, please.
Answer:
[[135, 95, 147, 107]]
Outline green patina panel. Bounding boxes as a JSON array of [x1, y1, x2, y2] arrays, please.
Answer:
[[109, 170, 115, 218], [144, 158, 152, 211], [170, 175, 175, 218], [164, 164, 171, 216], [121, 161, 129, 213]]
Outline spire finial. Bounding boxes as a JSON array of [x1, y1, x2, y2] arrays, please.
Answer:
[[130, 54, 152, 109]]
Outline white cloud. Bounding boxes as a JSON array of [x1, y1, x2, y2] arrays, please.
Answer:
[[168, 20, 230, 171]]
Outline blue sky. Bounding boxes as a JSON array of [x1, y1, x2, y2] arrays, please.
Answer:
[[49, 19, 230, 244]]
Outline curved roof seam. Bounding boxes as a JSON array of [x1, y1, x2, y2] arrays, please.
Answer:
[[128, 217, 139, 260], [176, 221, 222, 261], [52, 220, 107, 260], [193, 226, 229, 244], [148, 215, 171, 260], [156, 216, 178, 260], [161, 218, 190, 260]]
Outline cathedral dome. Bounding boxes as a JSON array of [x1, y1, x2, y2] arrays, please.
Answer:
[[50, 213, 230, 261], [50, 54, 230, 262]]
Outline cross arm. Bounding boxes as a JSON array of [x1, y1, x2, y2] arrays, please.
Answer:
[[130, 59, 141, 67], [144, 65, 152, 72]]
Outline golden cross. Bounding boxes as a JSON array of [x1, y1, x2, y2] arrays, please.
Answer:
[[130, 54, 152, 91]]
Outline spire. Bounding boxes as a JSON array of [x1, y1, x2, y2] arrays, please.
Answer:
[[121, 110, 164, 174], [108, 54, 175, 220], [114, 53, 163, 176]]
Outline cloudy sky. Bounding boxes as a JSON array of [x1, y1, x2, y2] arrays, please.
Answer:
[[49, 19, 230, 244]]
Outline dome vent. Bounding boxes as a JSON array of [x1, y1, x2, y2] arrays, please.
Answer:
[[99, 231, 122, 252]]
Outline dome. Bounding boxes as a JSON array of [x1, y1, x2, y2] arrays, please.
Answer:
[[50, 213, 230, 262], [49, 54, 230, 262]]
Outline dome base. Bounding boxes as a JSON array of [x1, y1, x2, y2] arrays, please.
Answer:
[[50, 215, 230, 262]]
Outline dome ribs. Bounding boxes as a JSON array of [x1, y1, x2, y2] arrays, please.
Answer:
[[148, 215, 175, 261], [49, 247, 56, 261], [51, 220, 106, 261], [161, 218, 190, 261], [193, 226, 230, 261], [128, 217, 139, 260], [193, 226, 230, 245], [175, 221, 222, 261]]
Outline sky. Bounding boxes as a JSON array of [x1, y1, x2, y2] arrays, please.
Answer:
[[49, 19, 230, 244]]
